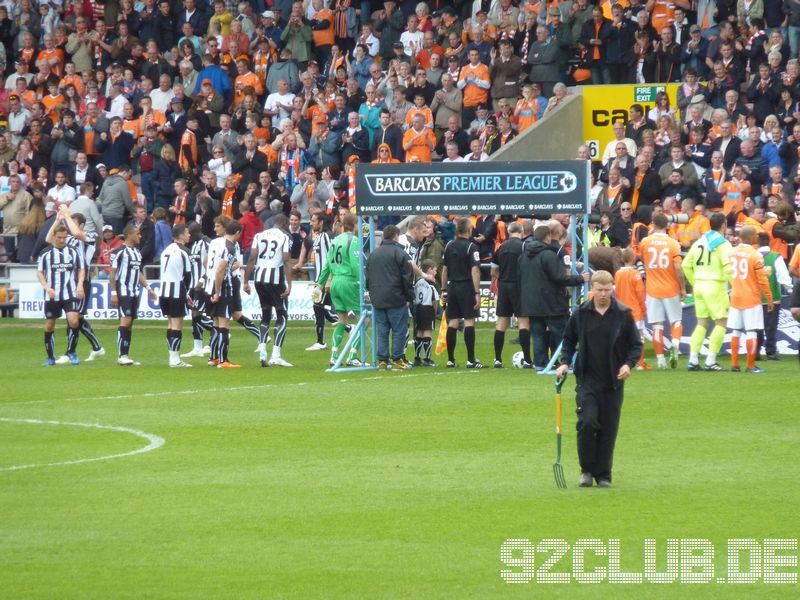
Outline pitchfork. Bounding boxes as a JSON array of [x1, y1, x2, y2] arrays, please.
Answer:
[[553, 374, 567, 489]]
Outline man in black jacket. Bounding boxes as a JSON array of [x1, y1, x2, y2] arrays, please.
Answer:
[[556, 270, 642, 488], [491, 221, 528, 368], [519, 225, 589, 369], [366, 224, 414, 370]]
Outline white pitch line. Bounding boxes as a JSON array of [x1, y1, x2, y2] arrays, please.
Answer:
[[0, 418, 165, 472], [47, 371, 459, 404]]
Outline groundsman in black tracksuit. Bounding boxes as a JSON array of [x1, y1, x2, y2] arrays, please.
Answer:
[[558, 295, 642, 485]]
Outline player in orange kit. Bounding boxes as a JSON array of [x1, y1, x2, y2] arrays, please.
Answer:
[[615, 248, 649, 370], [639, 213, 686, 369], [727, 227, 773, 373]]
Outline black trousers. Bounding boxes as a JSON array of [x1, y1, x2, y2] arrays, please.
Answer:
[[757, 303, 779, 356], [530, 314, 567, 369], [575, 382, 624, 483]]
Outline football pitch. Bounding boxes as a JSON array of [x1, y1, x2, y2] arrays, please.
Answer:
[[1, 319, 798, 598]]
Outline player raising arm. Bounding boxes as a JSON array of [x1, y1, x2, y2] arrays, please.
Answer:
[[682, 213, 733, 371]]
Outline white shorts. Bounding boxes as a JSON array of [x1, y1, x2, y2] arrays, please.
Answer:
[[727, 305, 764, 331], [646, 294, 683, 325]]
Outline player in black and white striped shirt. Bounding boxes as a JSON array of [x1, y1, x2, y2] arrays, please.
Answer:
[[244, 214, 293, 367], [181, 223, 215, 358], [206, 219, 243, 368], [110, 225, 158, 366], [160, 224, 193, 367], [305, 212, 339, 351], [37, 224, 85, 366], [45, 207, 105, 364]]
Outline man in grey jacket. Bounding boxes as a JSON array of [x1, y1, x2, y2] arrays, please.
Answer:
[[97, 166, 135, 234], [70, 184, 104, 235], [527, 25, 561, 97], [366, 224, 414, 370]]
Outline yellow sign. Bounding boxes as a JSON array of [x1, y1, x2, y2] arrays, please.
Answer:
[[579, 83, 681, 160]]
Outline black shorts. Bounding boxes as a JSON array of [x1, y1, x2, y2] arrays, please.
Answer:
[[211, 296, 232, 319], [117, 295, 138, 319], [231, 279, 242, 313], [255, 282, 288, 312], [44, 298, 80, 319], [792, 284, 800, 310], [414, 304, 435, 331], [190, 288, 210, 315], [160, 295, 188, 318], [496, 282, 520, 318], [75, 279, 91, 315], [445, 281, 477, 320]]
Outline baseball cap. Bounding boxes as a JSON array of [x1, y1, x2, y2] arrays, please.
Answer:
[[476, 103, 490, 111], [102, 225, 114, 232], [45, 202, 56, 212], [96, 163, 107, 169], [689, 24, 701, 33], [202, 78, 212, 85], [170, 96, 183, 104], [393, 41, 404, 49], [447, 54, 459, 62], [548, 7, 560, 16], [261, 10, 275, 18], [431, 10, 441, 18]]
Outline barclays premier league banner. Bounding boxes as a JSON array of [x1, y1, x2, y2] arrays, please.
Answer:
[[355, 161, 591, 216], [18, 281, 317, 321]]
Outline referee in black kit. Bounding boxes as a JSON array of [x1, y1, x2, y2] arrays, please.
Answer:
[[441, 217, 483, 369], [555, 271, 642, 489]]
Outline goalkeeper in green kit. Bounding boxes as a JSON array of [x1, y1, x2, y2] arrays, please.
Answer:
[[317, 213, 363, 366], [682, 213, 733, 372]]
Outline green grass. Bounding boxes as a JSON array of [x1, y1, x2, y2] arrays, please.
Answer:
[[0, 319, 798, 598]]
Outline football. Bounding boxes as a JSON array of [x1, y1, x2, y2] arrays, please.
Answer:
[[512, 351, 525, 368]]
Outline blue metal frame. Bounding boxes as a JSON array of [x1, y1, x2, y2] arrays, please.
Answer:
[[326, 216, 378, 373], [538, 160, 591, 376]]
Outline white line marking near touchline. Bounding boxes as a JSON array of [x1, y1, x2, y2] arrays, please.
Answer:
[[0, 418, 165, 472]]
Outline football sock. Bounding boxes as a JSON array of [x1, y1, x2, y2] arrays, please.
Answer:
[[313, 305, 326, 343], [79, 319, 102, 351], [464, 326, 476, 362], [332, 323, 345, 352], [706, 325, 726, 365], [670, 321, 683, 352], [689, 325, 707, 359], [66, 326, 79, 354], [730, 333, 740, 368], [260, 310, 271, 345], [117, 326, 131, 357], [422, 336, 432, 360], [446, 326, 457, 361], [219, 327, 230, 362], [745, 331, 757, 370], [325, 308, 338, 323], [652, 325, 664, 359], [274, 311, 287, 348], [519, 328, 531, 363], [192, 315, 204, 341], [236, 315, 259, 338], [167, 329, 182, 352], [45, 331, 55, 359], [414, 336, 423, 360], [210, 327, 219, 361], [494, 330, 505, 362]]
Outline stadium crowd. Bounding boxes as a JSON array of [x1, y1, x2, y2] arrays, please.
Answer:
[[0, 0, 798, 367]]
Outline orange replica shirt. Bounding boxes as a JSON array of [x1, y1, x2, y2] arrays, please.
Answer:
[[404, 105, 433, 129], [639, 232, 682, 298], [402, 127, 436, 163], [457, 62, 490, 107], [311, 8, 335, 47], [650, 0, 676, 33], [37, 48, 65, 77], [614, 266, 646, 321], [515, 98, 538, 133], [788, 245, 800, 276], [233, 72, 264, 107], [42, 94, 65, 124], [729, 244, 772, 309], [721, 179, 750, 216], [59, 74, 85, 97]]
